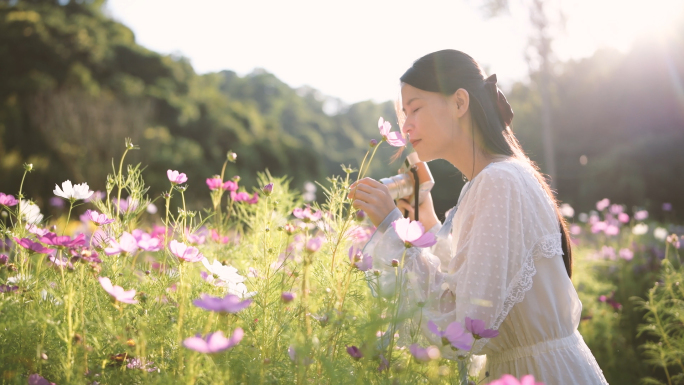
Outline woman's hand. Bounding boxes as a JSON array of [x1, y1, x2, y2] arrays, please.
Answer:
[[348, 178, 397, 227], [396, 191, 439, 231]]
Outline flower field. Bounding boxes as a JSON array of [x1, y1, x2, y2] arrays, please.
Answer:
[[0, 132, 682, 385]]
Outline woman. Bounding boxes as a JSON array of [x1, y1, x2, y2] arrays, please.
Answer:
[[349, 50, 608, 384]]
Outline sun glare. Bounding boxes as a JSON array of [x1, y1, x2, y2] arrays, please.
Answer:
[[559, 0, 684, 57]]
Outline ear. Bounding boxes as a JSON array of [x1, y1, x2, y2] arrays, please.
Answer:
[[449, 88, 470, 119]]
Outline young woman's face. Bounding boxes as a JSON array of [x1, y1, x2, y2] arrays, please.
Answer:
[[400, 83, 459, 162]]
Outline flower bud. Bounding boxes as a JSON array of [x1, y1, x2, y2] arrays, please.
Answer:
[[391, 259, 399, 267], [227, 151, 238, 162], [369, 139, 378, 148], [262, 183, 274, 196], [355, 210, 366, 221], [23, 163, 33, 172], [232, 175, 241, 182], [0, 254, 7, 265], [281, 291, 296, 303]]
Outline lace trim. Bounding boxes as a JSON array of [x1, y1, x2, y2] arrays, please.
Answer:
[[470, 232, 563, 355]]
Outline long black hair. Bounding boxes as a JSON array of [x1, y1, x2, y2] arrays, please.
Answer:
[[399, 49, 573, 278]]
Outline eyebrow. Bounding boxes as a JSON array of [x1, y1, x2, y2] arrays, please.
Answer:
[[401, 97, 420, 113]]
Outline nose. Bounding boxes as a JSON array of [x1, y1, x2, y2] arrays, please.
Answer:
[[401, 119, 412, 138]]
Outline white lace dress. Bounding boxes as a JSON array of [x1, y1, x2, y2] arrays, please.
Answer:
[[364, 158, 608, 385]]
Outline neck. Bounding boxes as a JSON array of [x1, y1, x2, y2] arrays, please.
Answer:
[[446, 148, 509, 181]]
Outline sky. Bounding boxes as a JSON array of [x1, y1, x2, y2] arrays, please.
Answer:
[[104, 0, 684, 105]]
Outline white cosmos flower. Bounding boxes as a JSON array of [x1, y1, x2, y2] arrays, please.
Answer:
[[654, 227, 668, 241], [201, 258, 255, 298], [19, 200, 43, 224], [632, 223, 649, 235], [53, 180, 94, 201]]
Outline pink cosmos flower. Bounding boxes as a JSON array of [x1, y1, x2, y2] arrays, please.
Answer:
[[84, 209, 115, 225], [26, 224, 50, 237], [464, 317, 499, 339], [105, 232, 139, 255], [112, 197, 139, 213], [596, 198, 610, 211], [0, 193, 18, 206], [634, 210, 648, 221], [348, 246, 373, 271], [28, 374, 56, 385], [604, 225, 619, 236], [206, 176, 223, 191], [193, 293, 252, 313], [167, 170, 188, 184], [210, 229, 230, 244], [569, 224, 581, 236], [98, 277, 138, 304], [132, 229, 163, 251], [409, 344, 441, 362], [618, 213, 630, 223], [663, 202, 673, 211], [13, 237, 50, 254], [392, 217, 437, 248], [169, 240, 203, 262], [183, 328, 243, 353], [293, 206, 322, 223], [230, 191, 258, 204], [427, 320, 474, 350], [39, 233, 86, 248], [591, 221, 607, 234], [378, 117, 406, 147], [489, 374, 545, 385], [222, 180, 238, 192], [619, 248, 634, 260], [305, 236, 324, 253]]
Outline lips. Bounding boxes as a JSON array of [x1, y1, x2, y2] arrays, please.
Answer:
[[410, 139, 421, 147]]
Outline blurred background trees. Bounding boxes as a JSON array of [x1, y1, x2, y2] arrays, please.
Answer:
[[0, 0, 682, 221]]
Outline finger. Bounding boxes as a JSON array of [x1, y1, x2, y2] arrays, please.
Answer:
[[396, 199, 415, 217], [353, 177, 384, 189], [348, 183, 374, 199], [350, 189, 375, 203]]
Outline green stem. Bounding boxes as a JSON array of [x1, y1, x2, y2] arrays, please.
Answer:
[[116, 148, 130, 217], [16, 168, 29, 229], [62, 200, 74, 236]]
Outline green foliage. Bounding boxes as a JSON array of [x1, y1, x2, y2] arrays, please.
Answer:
[[633, 248, 684, 385]]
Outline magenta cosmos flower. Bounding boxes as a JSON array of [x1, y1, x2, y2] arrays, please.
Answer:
[[409, 344, 441, 362], [169, 240, 203, 262], [348, 246, 372, 271], [281, 291, 296, 303], [183, 328, 243, 353], [13, 237, 50, 254], [206, 176, 223, 191], [167, 170, 188, 185], [489, 374, 545, 385], [84, 209, 115, 225], [0, 193, 17, 206], [392, 217, 437, 248], [427, 320, 474, 351], [193, 293, 252, 313], [40, 233, 86, 248], [464, 317, 499, 339], [378, 117, 406, 147], [230, 191, 258, 204], [346, 345, 363, 360], [28, 374, 55, 385], [98, 277, 138, 304]]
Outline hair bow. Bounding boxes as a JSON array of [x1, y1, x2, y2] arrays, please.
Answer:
[[484, 74, 514, 127]]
